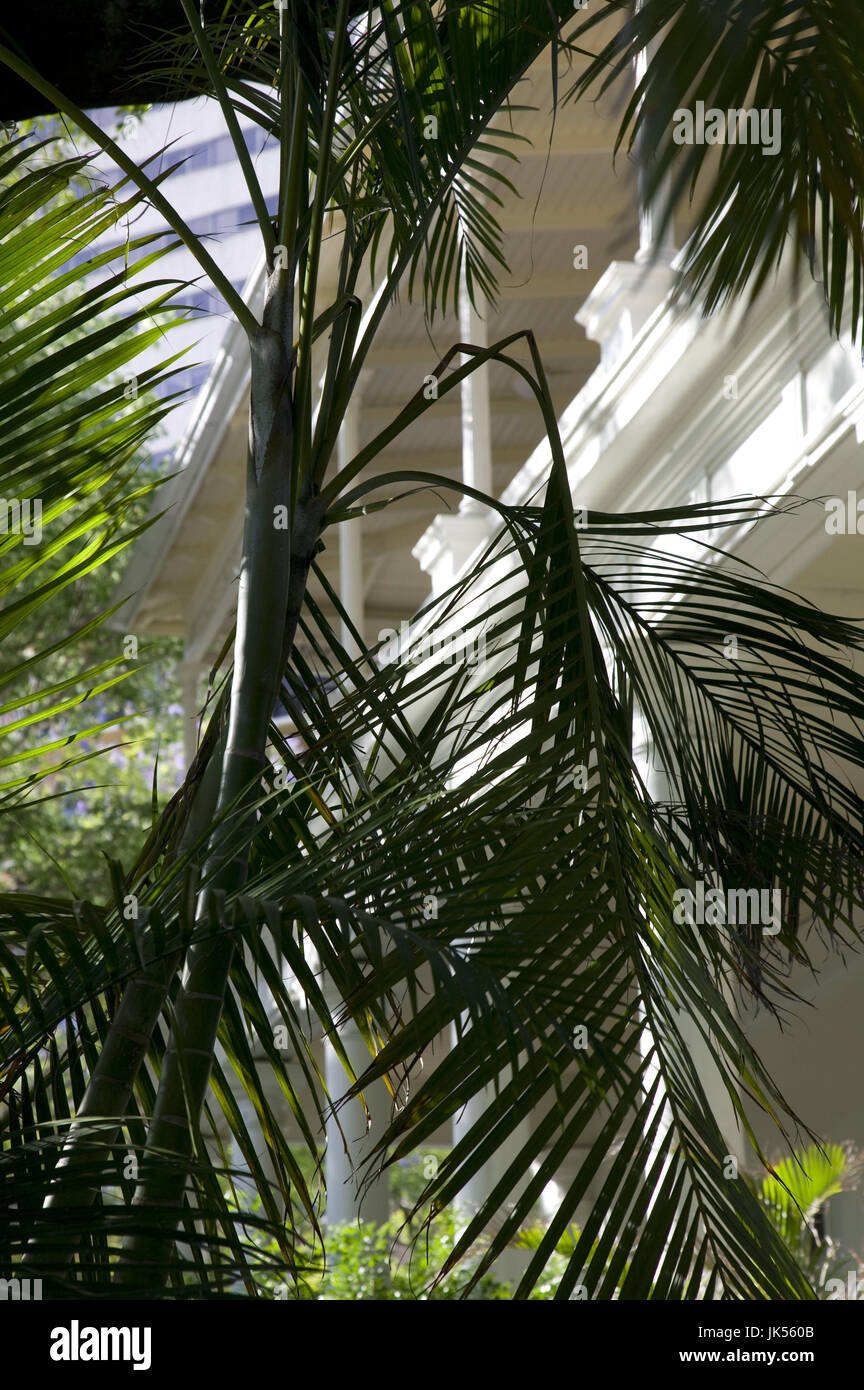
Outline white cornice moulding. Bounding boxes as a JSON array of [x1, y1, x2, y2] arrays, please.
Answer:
[[575, 259, 677, 373], [412, 513, 493, 599]]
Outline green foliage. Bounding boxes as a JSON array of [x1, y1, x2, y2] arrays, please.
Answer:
[[227, 1149, 573, 1299], [390, 1148, 450, 1211], [266, 1211, 513, 1300], [4, 0, 864, 1303], [751, 1143, 864, 1298], [0, 122, 186, 899], [0, 488, 184, 900]]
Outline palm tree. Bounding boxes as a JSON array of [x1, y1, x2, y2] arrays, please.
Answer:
[[2, 0, 864, 1299], [753, 1143, 864, 1297]]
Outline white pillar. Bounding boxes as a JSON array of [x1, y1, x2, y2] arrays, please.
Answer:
[[637, 725, 744, 1168], [337, 397, 365, 658], [450, 1024, 532, 1284], [458, 265, 493, 509], [338, 513, 364, 660], [323, 997, 390, 1228], [179, 658, 201, 771], [633, 26, 677, 264]]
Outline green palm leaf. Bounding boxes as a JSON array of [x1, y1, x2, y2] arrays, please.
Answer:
[[569, 0, 864, 338]]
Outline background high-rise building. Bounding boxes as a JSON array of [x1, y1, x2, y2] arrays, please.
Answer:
[[85, 98, 281, 461]]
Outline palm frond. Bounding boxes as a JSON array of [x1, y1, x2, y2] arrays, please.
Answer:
[[0, 139, 190, 797], [569, 0, 864, 339]]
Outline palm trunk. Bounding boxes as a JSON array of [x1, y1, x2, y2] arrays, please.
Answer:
[[117, 304, 323, 1288], [21, 709, 228, 1275]]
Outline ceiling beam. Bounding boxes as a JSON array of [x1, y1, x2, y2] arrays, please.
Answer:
[[497, 279, 589, 302], [366, 335, 597, 366], [363, 445, 531, 471], [359, 394, 572, 425], [497, 204, 636, 233], [516, 138, 616, 158]]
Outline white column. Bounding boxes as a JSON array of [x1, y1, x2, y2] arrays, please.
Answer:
[[633, 20, 677, 264], [411, 266, 494, 598], [323, 997, 390, 1228], [458, 264, 494, 508], [450, 1024, 532, 1284], [337, 395, 365, 658], [637, 725, 745, 1169], [178, 658, 201, 771]]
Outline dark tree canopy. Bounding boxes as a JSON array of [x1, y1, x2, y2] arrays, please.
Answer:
[[0, 1, 378, 121], [0, 2, 190, 119]]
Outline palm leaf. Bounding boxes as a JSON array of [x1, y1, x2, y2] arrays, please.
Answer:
[[568, 0, 864, 338]]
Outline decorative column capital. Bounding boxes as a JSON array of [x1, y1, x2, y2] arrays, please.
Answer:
[[413, 512, 493, 598], [575, 259, 675, 375]]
